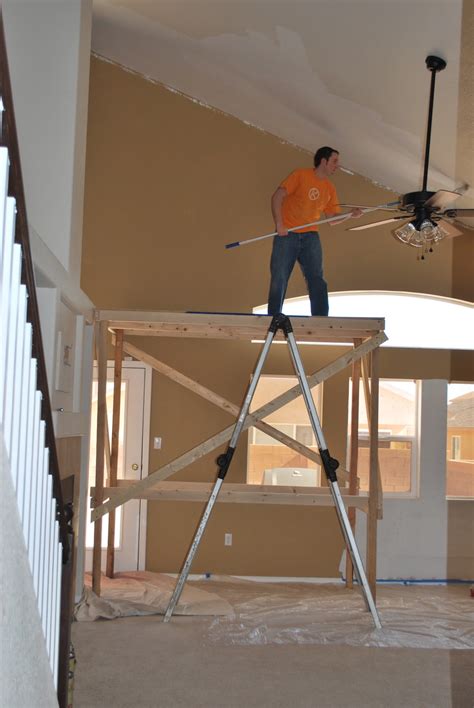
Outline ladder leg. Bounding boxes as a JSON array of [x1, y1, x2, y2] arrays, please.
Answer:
[[163, 320, 278, 621], [163, 477, 224, 621], [286, 329, 382, 629]]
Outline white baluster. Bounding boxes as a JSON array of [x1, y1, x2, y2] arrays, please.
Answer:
[[42, 473, 53, 645], [52, 528, 61, 687], [15, 322, 32, 521], [27, 391, 42, 571], [0, 197, 15, 426], [32, 421, 46, 597], [45, 491, 54, 662], [37, 447, 50, 625], [21, 358, 37, 540], [0, 147, 9, 245], [10, 283, 27, 489], [3, 242, 21, 450]]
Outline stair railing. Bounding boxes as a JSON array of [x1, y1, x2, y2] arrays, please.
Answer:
[[0, 12, 73, 707]]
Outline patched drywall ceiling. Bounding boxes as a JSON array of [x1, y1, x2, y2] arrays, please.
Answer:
[[91, 0, 473, 223]]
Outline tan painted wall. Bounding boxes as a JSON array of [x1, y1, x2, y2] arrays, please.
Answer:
[[82, 56, 473, 577]]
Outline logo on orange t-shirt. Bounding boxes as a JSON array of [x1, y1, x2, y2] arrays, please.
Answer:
[[308, 187, 320, 201]]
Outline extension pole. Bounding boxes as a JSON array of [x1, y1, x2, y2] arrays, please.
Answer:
[[224, 202, 400, 249]]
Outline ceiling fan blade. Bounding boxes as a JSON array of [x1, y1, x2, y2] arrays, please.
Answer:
[[441, 208, 474, 217], [425, 190, 461, 209], [438, 218, 464, 238], [347, 216, 407, 232]]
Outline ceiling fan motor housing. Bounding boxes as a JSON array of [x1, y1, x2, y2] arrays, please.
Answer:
[[401, 191, 436, 209]]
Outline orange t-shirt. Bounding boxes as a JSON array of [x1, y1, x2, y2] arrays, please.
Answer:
[[280, 168, 341, 232]]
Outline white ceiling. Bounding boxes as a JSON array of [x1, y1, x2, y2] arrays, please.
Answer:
[[91, 0, 473, 221]]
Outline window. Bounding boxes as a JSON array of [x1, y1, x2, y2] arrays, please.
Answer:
[[247, 375, 322, 486], [446, 383, 474, 499], [253, 291, 474, 350], [451, 436, 461, 461], [348, 379, 419, 496]]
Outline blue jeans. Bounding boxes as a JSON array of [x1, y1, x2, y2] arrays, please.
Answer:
[[267, 230, 328, 316]]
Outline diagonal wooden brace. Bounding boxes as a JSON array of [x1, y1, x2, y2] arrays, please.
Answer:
[[118, 339, 343, 481], [91, 331, 387, 522]]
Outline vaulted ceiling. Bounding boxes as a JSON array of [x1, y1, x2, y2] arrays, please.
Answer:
[[91, 0, 473, 224]]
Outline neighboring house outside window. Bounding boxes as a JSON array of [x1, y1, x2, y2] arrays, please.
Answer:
[[446, 385, 474, 499]]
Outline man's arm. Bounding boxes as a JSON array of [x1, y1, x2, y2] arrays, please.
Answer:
[[328, 207, 363, 226], [271, 187, 288, 236]]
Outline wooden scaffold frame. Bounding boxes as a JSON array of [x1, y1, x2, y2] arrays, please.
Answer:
[[90, 311, 386, 602]]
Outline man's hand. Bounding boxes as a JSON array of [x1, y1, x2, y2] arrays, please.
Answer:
[[328, 212, 351, 226], [272, 187, 289, 236], [350, 207, 363, 218]]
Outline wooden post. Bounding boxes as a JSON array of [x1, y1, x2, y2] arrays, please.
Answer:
[[346, 343, 361, 588], [92, 320, 108, 596], [361, 355, 383, 517], [106, 329, 123, 578], [367, 346, 380, 599], [105, 410, 111, 483]]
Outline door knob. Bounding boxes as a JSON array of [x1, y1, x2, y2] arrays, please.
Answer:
[[131, 463, 139, 471]]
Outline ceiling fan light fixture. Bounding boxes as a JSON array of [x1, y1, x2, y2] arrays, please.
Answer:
[[432, 222, 452, 242], [393, 221, 416, 245], [418, 218, 440, 242], [392, 218, 446, 248]]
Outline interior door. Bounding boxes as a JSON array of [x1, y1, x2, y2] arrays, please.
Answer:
[[85, 364, 147, 572]]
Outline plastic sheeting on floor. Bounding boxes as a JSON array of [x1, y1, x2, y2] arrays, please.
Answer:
[[74, 571, 233, 621], [75, 572, 474, 651], [188, 576, 474, 651]]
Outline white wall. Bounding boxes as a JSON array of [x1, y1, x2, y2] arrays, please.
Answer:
[[3, 0, 91, 280], [0, 432, 58, 708], [356, 379, 449, 579], [36, 286, 59, 391]]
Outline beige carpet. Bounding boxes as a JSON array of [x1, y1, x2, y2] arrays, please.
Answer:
[[71, 578, 474, 707]]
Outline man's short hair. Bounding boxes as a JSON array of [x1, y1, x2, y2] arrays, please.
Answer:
[[314, 146, 339, 167]]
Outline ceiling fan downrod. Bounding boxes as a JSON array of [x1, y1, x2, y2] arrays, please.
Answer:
[[422, 55, 447, 192]]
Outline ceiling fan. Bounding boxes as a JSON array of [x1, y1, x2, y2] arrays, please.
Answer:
[[344, 55, 474, 255]]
